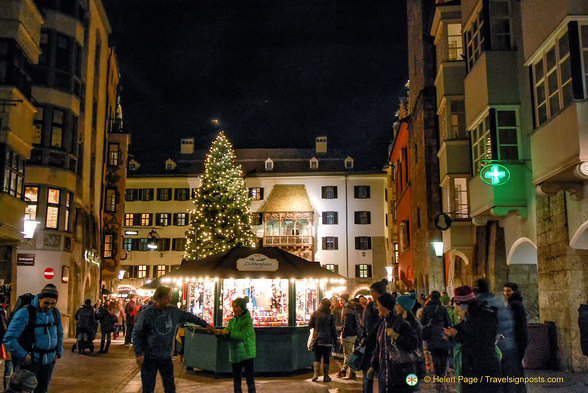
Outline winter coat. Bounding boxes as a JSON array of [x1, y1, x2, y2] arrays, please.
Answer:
[[455, 300, 501, 392], [96, 306, 116, 333], [360, 301, 381, 369], [507, 291, 529, 360], [74, 304, 96, 331], [579, 304, 588, 357], [226, 310, 256, 363], [476, 292, 515, 352], [133, 304, 209, 360], [109, 303, 125, 325], [125, 300, 137, 324], [3, 296, 64, 365], [371, 314, 418, 389], [309, 306, 336, 347], [421, 302, 451, 351], [341, 304, 359, 338]]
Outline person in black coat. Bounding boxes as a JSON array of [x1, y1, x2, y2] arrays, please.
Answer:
[[421, 291, 451, 379], [444, 286, 502, 393], [504, 283, 529, 393], [309, 298, 337, 383], [96, 300, 116, 353]]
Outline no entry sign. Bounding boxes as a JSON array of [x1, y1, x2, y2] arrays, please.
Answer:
[[43, 268, 55, 280]]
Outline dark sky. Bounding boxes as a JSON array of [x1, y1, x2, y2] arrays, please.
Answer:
[[103, 0, 408, 163]]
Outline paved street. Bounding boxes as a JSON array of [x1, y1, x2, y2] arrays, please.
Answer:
[[44, 337, 588, 393]]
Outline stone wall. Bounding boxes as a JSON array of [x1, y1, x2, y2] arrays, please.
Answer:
[[536, 192, 588, 371], [508, 264, 539, 322]]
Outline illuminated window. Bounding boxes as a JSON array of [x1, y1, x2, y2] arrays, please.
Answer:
[[103, 234, 113, 258], [464, 10, 485, 70], [156, 213, 170, 226], [123, 238, 132, 251], [46, 188, 60, 229], [470, 109, 519, 173], [2, 147, 24, 198], [105, 188, 116, 212], [356, 264, 372, 278], [156, 265, 167, 278], [323, 264, 339, 273], [137, 265, 147, 279], [454, 178, 469, 218], [24, 186, 38, 220], [248, 187, 264, 200], [124, 213, 134, 226], [65, 192, 72, 231], [174, 213, 188, 226], [447, 23, 463, 61], [471, 115, 492, 173], [108, 143, 120, 166], [140, 213, 152, 226]]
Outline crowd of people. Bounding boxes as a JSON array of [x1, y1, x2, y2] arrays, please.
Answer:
[[310, 278, 532, 393]]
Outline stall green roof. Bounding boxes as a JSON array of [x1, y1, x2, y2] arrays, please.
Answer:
[[162, 247, 344, 280]]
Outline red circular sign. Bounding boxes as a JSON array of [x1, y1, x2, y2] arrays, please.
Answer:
[[43, 268, 55, 280]]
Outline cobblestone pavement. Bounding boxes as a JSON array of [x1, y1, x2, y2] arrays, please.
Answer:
[[44, 338, 588, 393]]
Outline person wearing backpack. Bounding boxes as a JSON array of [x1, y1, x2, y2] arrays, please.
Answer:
[[96, 300, 116, 353], [3, 284, 63, 393], [73, 299, 97, 354]]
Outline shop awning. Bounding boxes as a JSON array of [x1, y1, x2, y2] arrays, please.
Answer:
[[164, 247, 344, 280], [261, 185, 314, 212]]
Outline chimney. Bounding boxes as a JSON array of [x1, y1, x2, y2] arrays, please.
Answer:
[[315, 136, 327, 154], [180, 137, 195, 154]]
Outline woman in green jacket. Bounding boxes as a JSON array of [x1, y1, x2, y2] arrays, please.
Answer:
[[216, 296, 256, 393]]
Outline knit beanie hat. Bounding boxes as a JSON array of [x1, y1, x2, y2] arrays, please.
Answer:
[[504, 282, 519, 291], [9, 369, 38, 390], [454, 286, 476, 304], [232, 296, 249, 313], [39, 283, 58, 300], [377, 292, 396, 311], [370, 278, 389, 295], [396, 293, 417, 311]]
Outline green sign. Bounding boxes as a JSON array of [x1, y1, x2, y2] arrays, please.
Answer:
[[480, 164, 510, 186]]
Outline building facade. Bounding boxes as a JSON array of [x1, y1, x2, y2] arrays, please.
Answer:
[[0, 0, 43, 303], [2, 0, 127, 336], [119, 137, 387, 296]]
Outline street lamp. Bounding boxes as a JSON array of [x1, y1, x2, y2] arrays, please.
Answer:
[[22, 219, 40, 239], [432, 241, 444, 257], [147, 230, 159, 250]]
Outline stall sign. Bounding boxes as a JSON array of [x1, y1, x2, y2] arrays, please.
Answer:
[[236, 254, 279, 271]]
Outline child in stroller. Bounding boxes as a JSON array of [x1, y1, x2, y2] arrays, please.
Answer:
[[71, 299, 96, 354]]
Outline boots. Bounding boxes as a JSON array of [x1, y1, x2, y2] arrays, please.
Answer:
[[311, 362, 320, 382], [323, 362, 331, 382]]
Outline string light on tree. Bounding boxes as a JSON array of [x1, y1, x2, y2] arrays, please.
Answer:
[[184, 132, 257, 260]]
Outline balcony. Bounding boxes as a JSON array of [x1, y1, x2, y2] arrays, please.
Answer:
[[434, 62, 466, 108], [438, 140, 471, 182], [0, 192, 27, 241], [464, 51, 519, 127], [442, 220, 473, 252], [263, 236, 313, 247], [531, 101, 588, 193], [468, 163, 528, 218]]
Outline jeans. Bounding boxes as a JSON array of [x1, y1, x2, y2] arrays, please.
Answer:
[[362, 365, 374, 393], [100, 331, 112, 352], [141, 357, 175, 393], [231, 358, 256, 393], [341, 336, 357, 372], [22, 361, 55, 393], [125, 322, 134, 344]]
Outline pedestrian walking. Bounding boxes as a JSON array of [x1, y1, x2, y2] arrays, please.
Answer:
[[421, 291, 451, 383], [504, 282, 529, 393], [359, 278, 387, 393], [3, 284, 63, 393], [336, 294, 359, 379], [308, 298, 337, 383], [133, 286, 214, 393], [368, 292, 418, 393], [125, 296, 137, 345], [108, 299, 125, 340], [95, 300, 116, 353], [444, 286, 502, 393], [397, 293, 426, 379], [215, 297, 257, 393]]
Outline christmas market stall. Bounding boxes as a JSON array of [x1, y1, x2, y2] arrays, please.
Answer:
[[160, 246, 344, 374]]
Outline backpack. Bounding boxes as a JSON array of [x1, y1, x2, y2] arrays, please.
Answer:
[[8, 293, 58, 355], [76, 306, 94, 331]]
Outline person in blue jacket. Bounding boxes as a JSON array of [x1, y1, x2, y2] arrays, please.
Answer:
[[3, 284, 63, 393], [133, 286, 215, 393]]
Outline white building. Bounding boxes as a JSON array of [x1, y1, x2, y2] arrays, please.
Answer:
[[119, 137, 387, 296]]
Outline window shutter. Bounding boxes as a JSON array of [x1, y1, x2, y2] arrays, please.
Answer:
[[367, 237, 372, 249], [367, 211, 371, 224], [322, 237, 327, 250], [355, 237, 360, 249], [366, 187, 370, 198], [333, 187, 337, 198], [354, 212, 359, 224], [133, 214, 140, 226], [334, 237, 338, 250], [148, 214, 153, 226], [367, 265, 372, 278], [568, 22, 585, 99], [260, 188, 264, 199], [355, 265, 361, 278]]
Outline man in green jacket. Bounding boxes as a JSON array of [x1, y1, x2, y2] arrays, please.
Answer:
[[216, 296, 256, 393]]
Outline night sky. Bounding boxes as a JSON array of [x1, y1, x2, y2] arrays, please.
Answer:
[[103, 0, 408, 164]]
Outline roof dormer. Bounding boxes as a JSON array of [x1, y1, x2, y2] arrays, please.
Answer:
[[128, 158, 141, 171], [165, 158, 177, 171], [310, 157, 319, 169], [345, 156, 354, 169], [265, 158, 274, 171]]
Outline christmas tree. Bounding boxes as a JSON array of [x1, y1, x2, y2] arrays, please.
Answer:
[[185, 132, 257, 259]]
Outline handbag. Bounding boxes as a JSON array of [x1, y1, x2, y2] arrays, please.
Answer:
[[422, 306, 440, 341], [348, 345, 365, 371], [389, 338, 422, 364], [307, 328, 317, 351]]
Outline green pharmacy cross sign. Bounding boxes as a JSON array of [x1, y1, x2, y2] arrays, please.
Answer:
[[480, 164, 511, 186]]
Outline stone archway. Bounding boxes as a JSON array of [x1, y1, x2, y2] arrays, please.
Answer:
[[447, 250, 471, 298], [569, 220, 588, 249], [506, 238, 539, 321]]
